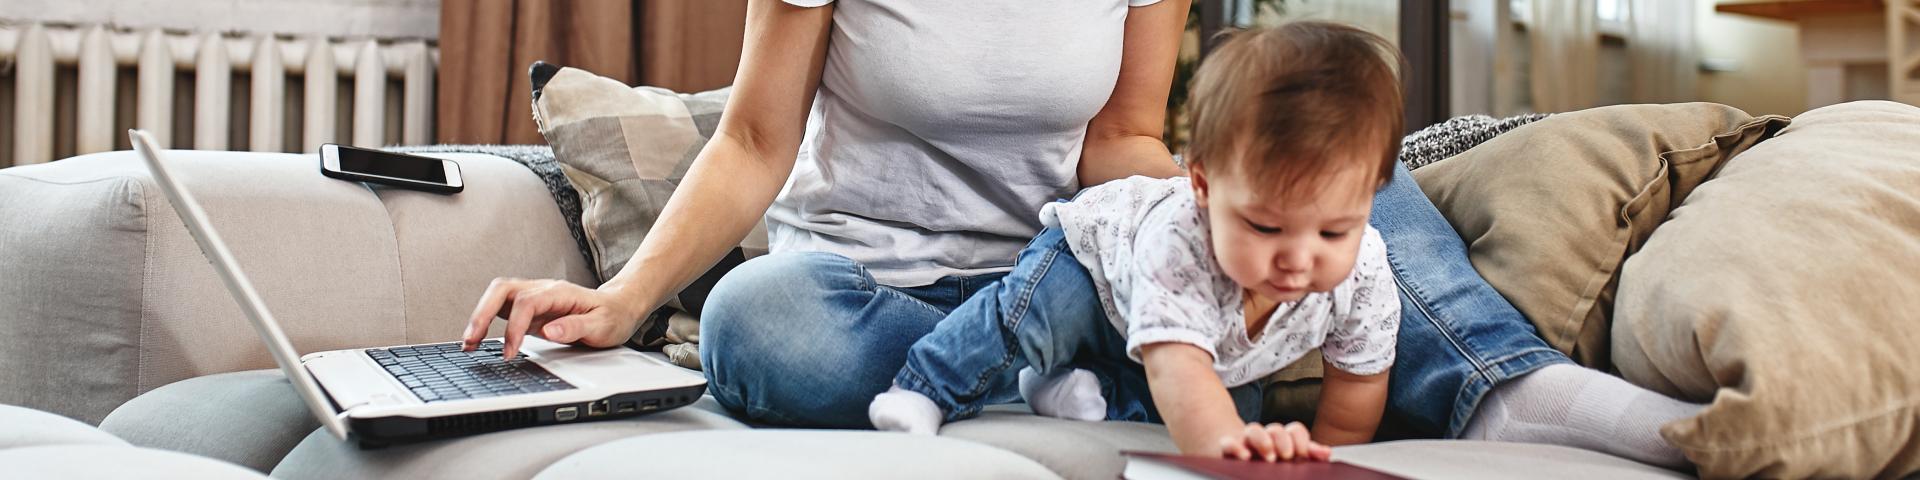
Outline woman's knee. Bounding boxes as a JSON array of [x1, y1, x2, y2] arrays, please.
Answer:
[[700, 252, 877, 416], [705, 252, 864, 314]]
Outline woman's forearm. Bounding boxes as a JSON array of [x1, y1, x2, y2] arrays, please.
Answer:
[[1077, 0, 1189, 188], [596, 0, 829, 329], [1080, 133, 1185, 187], [599, 134, 792, 317]]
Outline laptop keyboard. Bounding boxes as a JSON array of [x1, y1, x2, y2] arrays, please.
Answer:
[[365, 340, 575, 403]]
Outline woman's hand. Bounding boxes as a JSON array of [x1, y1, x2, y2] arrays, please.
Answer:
[[1214, 421, 1334, 462], [460, 278, 651, 359]]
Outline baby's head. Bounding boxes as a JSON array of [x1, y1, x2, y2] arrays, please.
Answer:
[[1184, 22, 1404, 302]]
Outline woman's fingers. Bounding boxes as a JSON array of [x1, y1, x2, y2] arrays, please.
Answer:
[[500, 283, 559, 359], [540, 313, 593, 344], [462, 278, 522, 350]]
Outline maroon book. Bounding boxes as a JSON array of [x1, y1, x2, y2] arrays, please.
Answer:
[[1123, 451, 1408, 480]]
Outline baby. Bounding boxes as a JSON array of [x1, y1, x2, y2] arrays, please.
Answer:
[[869, 22, 1405, 462]]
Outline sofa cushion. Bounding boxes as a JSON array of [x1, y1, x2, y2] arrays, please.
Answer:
[[0, 445, 267, 479], [1411, 103, 1787, 366], [0, 151, 594, 425], [1610, 100, 1920, 478], [533, 430, 1061, 480], [0, 164, 147, 426], [0, 404, 129, 449], [939, 406, 1177, 480], [270, 399, 750, 480], [1332, 440, 1688, 480], [99, 370, 319, 473]]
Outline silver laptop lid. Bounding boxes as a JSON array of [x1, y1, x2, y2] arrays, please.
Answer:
[[130, 130, 351, 440]]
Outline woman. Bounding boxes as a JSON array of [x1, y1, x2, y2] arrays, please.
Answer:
[[462, 0, 1698, 467]]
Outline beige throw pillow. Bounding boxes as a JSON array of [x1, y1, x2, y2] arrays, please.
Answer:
[[530, 63, 767, 318], [1411, 103, 1787, 367], [1610, 100, 1920, 478]]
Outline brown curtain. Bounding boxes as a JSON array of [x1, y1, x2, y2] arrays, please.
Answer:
[[437, 0, 747, 145]]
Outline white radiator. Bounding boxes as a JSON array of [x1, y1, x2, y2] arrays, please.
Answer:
[[0, 23, 437, 166]]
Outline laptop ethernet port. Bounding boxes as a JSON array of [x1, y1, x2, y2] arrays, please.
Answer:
[[615, 401, 637, 413], [555, 406, 579, 422], [588, 399, 610, 416]]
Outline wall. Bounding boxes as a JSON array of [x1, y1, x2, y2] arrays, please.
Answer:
[[1695, 1, 1809, 116]]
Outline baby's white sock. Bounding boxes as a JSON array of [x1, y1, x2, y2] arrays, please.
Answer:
[[1018, 367, 1106, 421], [868, 385, 943, 435], [1460, 363, 1700, 468]]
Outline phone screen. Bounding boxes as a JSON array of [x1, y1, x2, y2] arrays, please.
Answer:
[[336, 147, 446, 184]]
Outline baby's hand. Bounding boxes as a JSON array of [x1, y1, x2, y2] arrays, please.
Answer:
[[1215, 422, 1334, 462]]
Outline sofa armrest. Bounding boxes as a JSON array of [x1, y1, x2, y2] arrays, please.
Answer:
[[0, 150, 594, 424]]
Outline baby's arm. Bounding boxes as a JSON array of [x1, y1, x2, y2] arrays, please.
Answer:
[[1312, 364, 1389, 445], [1143, 342, 1331, 461]]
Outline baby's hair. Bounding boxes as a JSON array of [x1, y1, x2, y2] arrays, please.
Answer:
[[1184, 22, 1405, 197]]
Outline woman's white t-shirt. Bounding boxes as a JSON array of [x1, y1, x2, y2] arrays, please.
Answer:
[[768, 0, 1164, 287]]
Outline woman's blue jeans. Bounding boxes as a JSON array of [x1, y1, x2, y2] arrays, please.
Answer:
[[701, 162, 1570, 436]]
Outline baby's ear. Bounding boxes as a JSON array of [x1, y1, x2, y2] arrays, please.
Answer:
[[1189, 162, 1211, 209]]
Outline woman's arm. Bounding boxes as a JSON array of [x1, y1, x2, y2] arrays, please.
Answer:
[[1079, 0, 1191, 188], [1144, 342, 1331, 461], [464, 0, 833, 358], [1311, 364, 1390, 445]]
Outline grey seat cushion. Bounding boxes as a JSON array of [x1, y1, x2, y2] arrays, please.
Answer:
[[939, 405, 1177, 480], [534, 430, 1061, 480], [98, 370, 319, 473], [1334, 440, 1691, 480], [0, 444, 267, 479], [0, 404, 129, 449], [270, 397, 750, 480]]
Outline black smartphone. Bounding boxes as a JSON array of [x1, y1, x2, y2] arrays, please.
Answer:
[[319, 144, 464, 194]]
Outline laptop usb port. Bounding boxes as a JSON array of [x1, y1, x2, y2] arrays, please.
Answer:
[[588, 399, 610, 417], [555, 406, 579, 422], [641, 399, 662, 410], [615, 401, 636, 413]]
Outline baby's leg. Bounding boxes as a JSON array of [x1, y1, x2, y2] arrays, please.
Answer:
[[872, 228, 1110, 432]]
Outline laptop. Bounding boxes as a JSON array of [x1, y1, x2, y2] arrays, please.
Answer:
[[130, 129, 708, 448]]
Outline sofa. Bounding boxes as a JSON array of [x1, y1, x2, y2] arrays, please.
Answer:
[[0, 148, 1691, 479]]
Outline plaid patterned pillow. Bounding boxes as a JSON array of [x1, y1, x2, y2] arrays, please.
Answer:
[[529, 62, 761, 369]]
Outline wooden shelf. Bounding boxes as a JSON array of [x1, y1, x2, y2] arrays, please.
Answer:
[[1716, 0, 1885, 21]]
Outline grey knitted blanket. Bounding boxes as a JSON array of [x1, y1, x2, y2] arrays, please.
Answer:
[[388, 145, 590, 261], [1400, 113, 1552, 170]]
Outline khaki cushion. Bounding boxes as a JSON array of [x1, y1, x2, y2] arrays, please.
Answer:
[[1412, 103, 1787, 366], [1611, 100, 1920, 478]]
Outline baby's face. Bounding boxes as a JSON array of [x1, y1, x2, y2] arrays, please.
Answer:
[[1193, 158, 1377, 303]]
